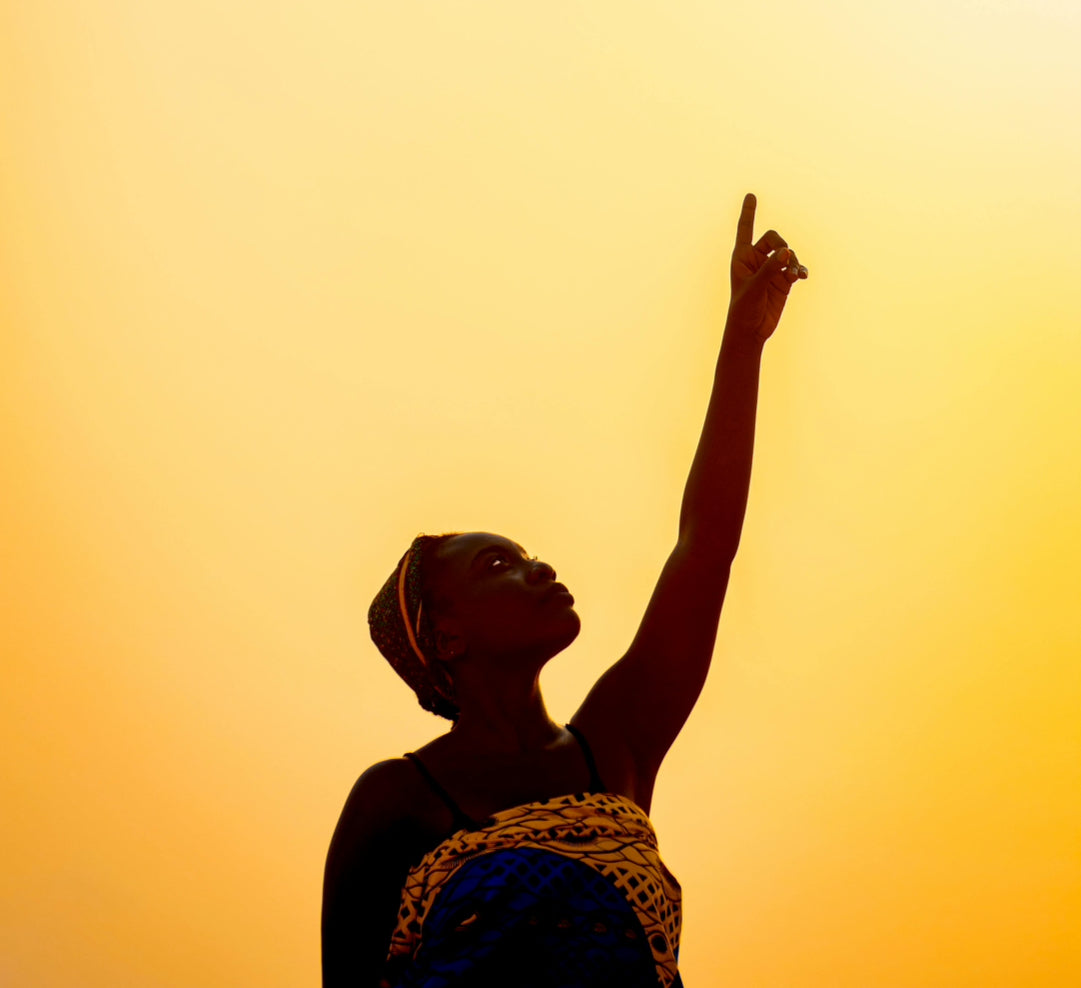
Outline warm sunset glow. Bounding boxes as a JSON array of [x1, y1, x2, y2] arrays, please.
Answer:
[[4, 2, 1079, 985]]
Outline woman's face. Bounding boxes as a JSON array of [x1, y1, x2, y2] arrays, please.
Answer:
[[426, 532, 580, 665]]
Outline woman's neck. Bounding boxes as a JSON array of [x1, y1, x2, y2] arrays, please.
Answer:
[[448, 673, 562, 753]]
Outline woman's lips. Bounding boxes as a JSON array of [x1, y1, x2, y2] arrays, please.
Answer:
[[545, 583, 575, 605]]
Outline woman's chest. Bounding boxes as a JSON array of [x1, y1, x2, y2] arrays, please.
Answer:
[[389, 791, 683, 988], [411, 731, 641, 830]]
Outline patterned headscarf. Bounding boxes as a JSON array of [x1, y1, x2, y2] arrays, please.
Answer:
[[368, 534, 460, 720]]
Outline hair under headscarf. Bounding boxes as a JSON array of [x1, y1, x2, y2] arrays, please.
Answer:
[[368, 534, 460, 720]]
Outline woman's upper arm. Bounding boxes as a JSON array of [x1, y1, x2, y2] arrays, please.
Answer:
[[573, 540, 731, 786], [322, 759, 423, 988]]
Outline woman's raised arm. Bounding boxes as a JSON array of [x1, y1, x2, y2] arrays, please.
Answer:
[[574, 193, 808, 792]]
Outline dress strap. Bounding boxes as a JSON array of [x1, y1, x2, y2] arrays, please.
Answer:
[[564, 722, 608, 793], [403, 752, 478, 832]]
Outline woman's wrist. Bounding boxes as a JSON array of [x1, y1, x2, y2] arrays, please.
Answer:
[[718, 316, 767, 364]]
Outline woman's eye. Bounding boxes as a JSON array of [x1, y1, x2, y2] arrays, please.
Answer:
[[490, 556, 508, 569]]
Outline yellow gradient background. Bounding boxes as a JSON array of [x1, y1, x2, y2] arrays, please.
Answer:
[[4, 2, 1079, 985]]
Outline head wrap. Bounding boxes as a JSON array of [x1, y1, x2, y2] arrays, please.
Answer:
[[368, 534, 460, 720]]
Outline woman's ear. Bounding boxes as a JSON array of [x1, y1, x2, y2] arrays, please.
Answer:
[[430, 624, 463, 705], [432, 622, 465, 664]]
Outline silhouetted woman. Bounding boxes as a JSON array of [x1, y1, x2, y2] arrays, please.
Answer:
[[323, 193, 808, 987]]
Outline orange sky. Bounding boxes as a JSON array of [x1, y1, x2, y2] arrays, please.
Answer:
[[4, 2, 1080, 985]]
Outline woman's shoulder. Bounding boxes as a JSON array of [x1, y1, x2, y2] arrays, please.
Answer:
[[336, 756, 437, 835], [325, 756, 452, 886]]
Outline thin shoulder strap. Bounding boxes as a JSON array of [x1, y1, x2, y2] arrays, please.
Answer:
[[403, 752, 478, 832], [564, 722, 607, 793]]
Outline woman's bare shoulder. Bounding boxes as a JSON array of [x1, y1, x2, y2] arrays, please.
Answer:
[[324, 757, 448, 898], [569, 709, 656, 815], [335, 757, 430, 836]]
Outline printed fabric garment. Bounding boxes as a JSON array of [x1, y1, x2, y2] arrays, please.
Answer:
[[380, 729, 683, 988]]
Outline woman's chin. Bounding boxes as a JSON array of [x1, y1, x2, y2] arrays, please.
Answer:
[[550, 612, 582, 654]]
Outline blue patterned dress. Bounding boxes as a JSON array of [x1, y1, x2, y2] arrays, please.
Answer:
[[379, 726, 683, 988]]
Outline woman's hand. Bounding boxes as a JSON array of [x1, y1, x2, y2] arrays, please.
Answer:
[[727, 192, 807, 345]]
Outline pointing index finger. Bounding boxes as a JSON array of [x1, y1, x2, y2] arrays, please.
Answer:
[[736, 193, 756, 246]]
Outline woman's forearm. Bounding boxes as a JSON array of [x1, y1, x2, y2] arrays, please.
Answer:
[[675, 193, 806, 559], [677, 323, 765, 561]]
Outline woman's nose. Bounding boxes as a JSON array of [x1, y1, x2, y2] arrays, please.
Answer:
[[528, 559, 556, 583]]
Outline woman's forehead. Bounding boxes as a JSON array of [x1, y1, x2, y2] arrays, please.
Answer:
[[438, 532, 526, 568]]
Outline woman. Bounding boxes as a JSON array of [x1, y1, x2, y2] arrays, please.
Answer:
[[323, 193, 808, 987]]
